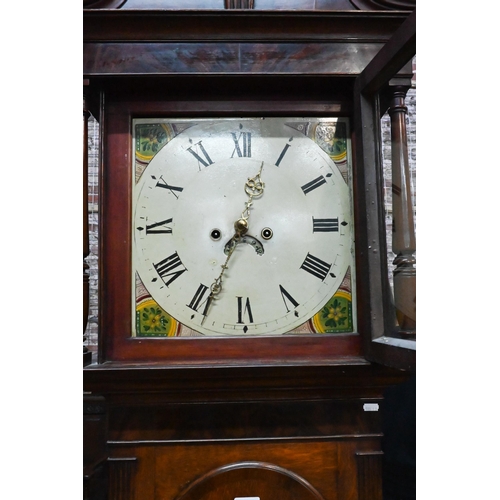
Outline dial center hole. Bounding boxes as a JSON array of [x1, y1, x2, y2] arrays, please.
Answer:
[[261, 227, 273, 240], [210, 229, 222, 241]]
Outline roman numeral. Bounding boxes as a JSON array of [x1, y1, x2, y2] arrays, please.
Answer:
[[312, 217, 339, 233], [275, 143, 291, 166], [231, 131, 252, 157], [187, 283, 211, 316], [279, 285, 299, 313], [300, 253, 332, 281], [187, 140, 214, 168], [301, 175, 327, 195], [153, 252, 187, 287], [236, 296, 254, 324], [137, 218, 173, 234], [155, 176, 184, 198]]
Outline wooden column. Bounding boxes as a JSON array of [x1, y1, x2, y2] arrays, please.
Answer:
[[84, 81, 92, 366], [388, 86, 416, 339], [83, 395, 108, 500], [356, 451, 383, 500], [108, 458, 137, 500]]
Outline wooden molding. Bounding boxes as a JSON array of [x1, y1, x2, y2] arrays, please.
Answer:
[[350, 0, 415, 9], [356, 451, 384, 500], [83, 362, 410, 404], [108, 458, 137, 500], [83, 10, 409, 43], [225, 0, 255, 8]]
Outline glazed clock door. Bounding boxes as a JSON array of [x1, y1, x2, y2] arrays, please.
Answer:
[[354, 9, 416, 371], [100, 104, 363, 364]]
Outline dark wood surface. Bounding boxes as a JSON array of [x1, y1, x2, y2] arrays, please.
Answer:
[[84, 362, 409, 499], [83, 5, 415, 499], [83, 396, 108, 500], [356, 452, 383, 500], [85, 0, 414, 10], [355, 9, 415, 95], [86, 9, 415, 367], [84, 360, 406, 402], [83, 10, 409, 43], [83, 10, 410, 81], [84, 41, 386, 77]]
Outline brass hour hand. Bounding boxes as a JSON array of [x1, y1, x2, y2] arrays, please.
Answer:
[[201, 162, 265, 325], [201, 233, 240, 325]]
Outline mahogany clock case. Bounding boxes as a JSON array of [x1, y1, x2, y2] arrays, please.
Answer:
[[83, 8, 416, 500], [84, 7, 416, 368]]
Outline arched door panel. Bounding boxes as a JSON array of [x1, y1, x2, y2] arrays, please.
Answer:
[[175, 461, 326, 500]]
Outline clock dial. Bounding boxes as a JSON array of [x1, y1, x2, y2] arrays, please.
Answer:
[[133, 118, 355, 336]]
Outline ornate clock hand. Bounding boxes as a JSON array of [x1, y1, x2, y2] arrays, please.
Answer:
[[233, 161, 265, 236], [201, 232, 240, 325], [201, 162, 265, 325]]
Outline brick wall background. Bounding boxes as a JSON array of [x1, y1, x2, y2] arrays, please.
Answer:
[[83, 84, 416, 350], [85, 116, 99, 349]]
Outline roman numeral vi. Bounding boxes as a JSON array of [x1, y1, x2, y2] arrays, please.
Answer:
[[236, 296, 254, 324]]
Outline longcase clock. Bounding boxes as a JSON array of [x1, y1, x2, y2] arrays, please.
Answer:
[[83, 6, 416, 500]]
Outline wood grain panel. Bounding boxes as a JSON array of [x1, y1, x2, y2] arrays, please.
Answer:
[[107, 438, 383, 500], [106, 398, 383, 443], [84, 362, 409, 405], [83, 42, 383, 76], [83, 10, 408, 43], [155, 441, 339, 500]]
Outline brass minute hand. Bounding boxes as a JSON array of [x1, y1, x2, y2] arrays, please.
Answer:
[[202, 162, 265, 324]]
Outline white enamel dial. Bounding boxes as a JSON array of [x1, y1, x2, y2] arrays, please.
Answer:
[[133, 118, 355, 336]]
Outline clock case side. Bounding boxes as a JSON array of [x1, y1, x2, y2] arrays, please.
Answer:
[[353, 9, 416, 372]]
